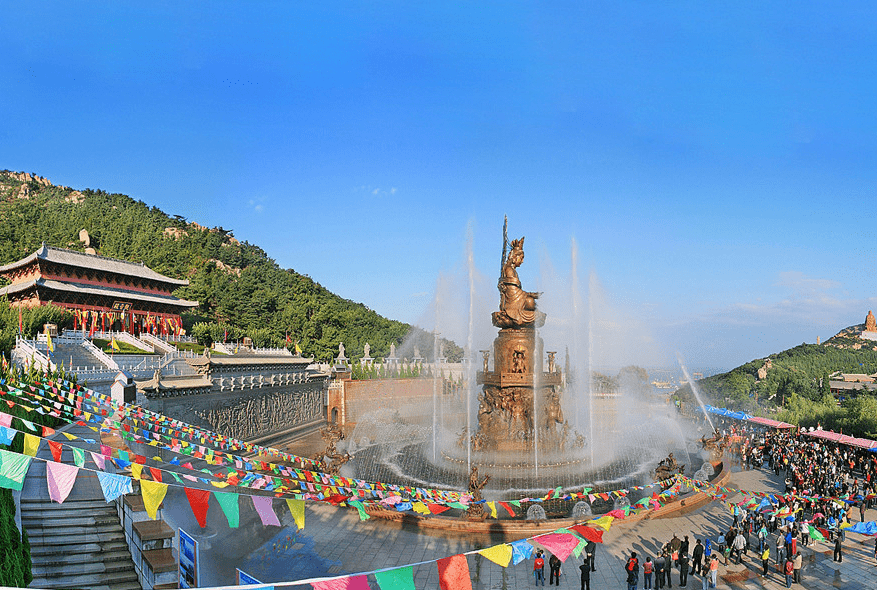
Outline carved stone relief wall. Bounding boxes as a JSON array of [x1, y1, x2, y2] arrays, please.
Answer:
[[154, 383, 324, 440]]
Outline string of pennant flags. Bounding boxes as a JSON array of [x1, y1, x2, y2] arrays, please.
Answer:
[[0, 376, 681, 507], [5, 375, 877, 589]]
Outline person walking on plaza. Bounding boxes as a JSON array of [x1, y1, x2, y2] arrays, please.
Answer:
[[579, 557, 591, 590], [776, 532, 785, 568], [534, 550, 545, 586], [692, 539, 704, 576], [586, 540, 597, 572], [833, 534, 843, 563], [761, 545, 770, 577], [664, 549, 674, 588], [625, 551, 640, 590], [708, 555, 718, 589], [678, 551, 689, 587], [783, 557, 793, 588], [548, 553, 561, 586], [732, 530, 746, 564], [793, 551, 802, 584], [643, 556, 653, 590], [655, 553, 665, 590]]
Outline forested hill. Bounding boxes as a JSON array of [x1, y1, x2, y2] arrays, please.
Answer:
[[673, 326, 877, 437], [0, 170, 459, 362]]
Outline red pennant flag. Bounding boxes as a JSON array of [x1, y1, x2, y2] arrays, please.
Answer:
[[185, 487, 211, 528], [149, 467, 163, 482], [427, 503, 451, 515], [134, 455, 147, 465], [570, 524, 604, 543], [42, 426, 55, 437], [498, 501, 516, 517], [437, 554, 472, 590], [48, 440, 63, 462]]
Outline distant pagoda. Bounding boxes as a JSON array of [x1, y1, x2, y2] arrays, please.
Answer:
[[0, 244, 198, 335]]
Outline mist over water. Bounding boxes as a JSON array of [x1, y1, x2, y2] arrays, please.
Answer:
[[345, 225, 703, 498]]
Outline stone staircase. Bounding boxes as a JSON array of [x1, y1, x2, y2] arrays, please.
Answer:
[[51, 341, 109, 372], [21, 431, 141, 590]]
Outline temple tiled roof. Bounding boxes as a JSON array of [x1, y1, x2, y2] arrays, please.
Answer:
[[0, 244, 188, 286], [0, 277, 199, 308]]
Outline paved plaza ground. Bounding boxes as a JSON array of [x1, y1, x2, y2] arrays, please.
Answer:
[[19, 429, 877, 589], [252, 459, 877, 589]]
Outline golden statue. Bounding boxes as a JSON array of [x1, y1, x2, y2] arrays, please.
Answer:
[[492, 237, 544, 328], [866, 310, 877, 332]]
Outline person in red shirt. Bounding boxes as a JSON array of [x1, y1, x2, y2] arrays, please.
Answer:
[[534, 550, 545, 586]]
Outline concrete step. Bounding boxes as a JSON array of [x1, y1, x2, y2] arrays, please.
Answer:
[[32, 556, 136, 576], [25, 528, 126, 546], [29, 539, 130, 556], [21, 498, 116, 512], [30, 568, 140, 590], [32, 548, 133, 567], [23, 514, 120, 529]]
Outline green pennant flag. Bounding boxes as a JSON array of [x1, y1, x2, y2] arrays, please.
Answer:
[[71, 446, 86, 468], [807, 525, 825, 541], [348, 499, 371, 521], [214, 492, 240, 528], [374, 565, 415, 590], [448, 502, 469, 511], [0, 449, 32, 491]]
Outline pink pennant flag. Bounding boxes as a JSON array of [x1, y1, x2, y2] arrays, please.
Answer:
[[311, 575, 371, 590], [532, 533, 581, 562], [100, 444, 113, 457], [46, 461, 79, 504], [251, 495, 281, 526], [0, 413, 12, 428], [90, 452, 106, 470]]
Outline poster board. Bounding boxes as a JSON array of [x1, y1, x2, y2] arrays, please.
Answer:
[[179, 528, 199, 588]]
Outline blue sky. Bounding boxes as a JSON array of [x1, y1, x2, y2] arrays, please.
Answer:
[[2, 2, 876, 370]]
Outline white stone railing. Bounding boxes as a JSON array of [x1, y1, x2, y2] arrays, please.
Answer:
[[80, 338, 120, 371], [13, 337, 53, 371], [212, 342, 234, 355], [252, 346, 293, 356], [140, 332, 177, 353], [113, 331, 154, 353]]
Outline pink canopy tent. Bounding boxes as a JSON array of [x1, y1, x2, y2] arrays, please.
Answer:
[[804, 429, 877, 451], [748, 416, 794, 429]]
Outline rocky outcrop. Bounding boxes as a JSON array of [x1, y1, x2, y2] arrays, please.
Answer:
[[6, 171, 52, 186], [65, 190, 85, 203], [208, 258, 242, 276], [163, 226, 188, 239]]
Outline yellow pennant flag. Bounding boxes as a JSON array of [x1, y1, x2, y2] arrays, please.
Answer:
[[140, 479, 168, 520], [210, 481, 230, 488], [478, 543, 513, 567], [286, 498, 305, 530], [62, 432, 77, 441], [130, 464, 143, 480], [487, 501, 498, 519], [412, 501, 431, 515], [23, 433, 41, 457], [589, 515, 615, 531]]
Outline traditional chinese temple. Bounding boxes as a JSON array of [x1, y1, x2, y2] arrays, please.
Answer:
[[0, 244, 198, 335]]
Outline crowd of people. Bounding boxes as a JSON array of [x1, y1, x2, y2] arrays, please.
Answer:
[[532, 422, 877, 588]]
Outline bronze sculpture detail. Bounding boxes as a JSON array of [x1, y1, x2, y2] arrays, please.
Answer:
[[469, 219, 576, 455], [492, 237, 545, 329]]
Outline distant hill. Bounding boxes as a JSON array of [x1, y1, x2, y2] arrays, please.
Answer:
[[0, 170, 461, 362], [673, 322, 877, 437], [675, 328, 877, 411]]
